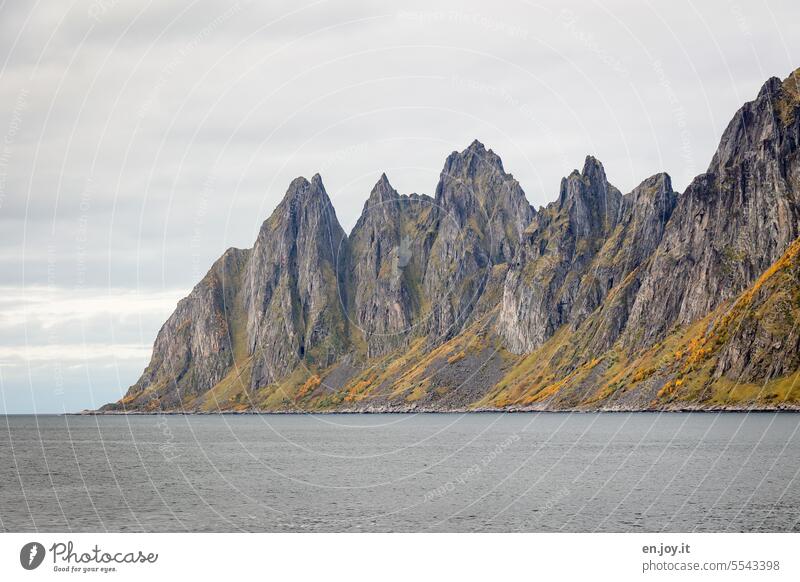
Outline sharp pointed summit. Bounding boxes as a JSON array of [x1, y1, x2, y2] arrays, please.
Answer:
[[441, 139, 506, 180], [363, 172, 399, 208]]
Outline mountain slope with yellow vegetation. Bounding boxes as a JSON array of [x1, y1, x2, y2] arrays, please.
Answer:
[[103, 68, 800, 413]]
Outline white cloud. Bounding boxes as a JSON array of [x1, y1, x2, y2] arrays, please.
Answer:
[[0, 286, 183, 368], [0, 342, 152, 362], [0, 285, 184, 328]]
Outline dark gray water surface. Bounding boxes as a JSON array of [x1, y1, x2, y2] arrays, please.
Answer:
[[1, 413, 799, 532]]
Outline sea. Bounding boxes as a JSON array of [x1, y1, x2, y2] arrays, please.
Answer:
[[1, 412, 798, 532]]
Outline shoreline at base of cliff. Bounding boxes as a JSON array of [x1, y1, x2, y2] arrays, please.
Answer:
[[78, 405, 800, 415]]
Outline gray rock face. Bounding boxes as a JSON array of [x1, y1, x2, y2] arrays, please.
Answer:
[[566, 172, 677, 353], [712, 239, 800, 384], [623, 72, 800, 348], [114, 246, 249, 409], [112, 174, 352, 410], [422, 140, 534, 341], [243, 174, 350, 387], [348, 141, 535, 354], [348, 174, 435, 357], [497, 156, 626, 353], [111, 68, 800, 412], [436, 139, 534, 263]]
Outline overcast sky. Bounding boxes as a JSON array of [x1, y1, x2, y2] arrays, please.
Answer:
[[1, 0, 798, 413]]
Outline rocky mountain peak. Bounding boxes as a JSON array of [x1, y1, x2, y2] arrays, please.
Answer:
[[498, 156, 672, 354], [434, 140, 532, 222], [348, 173, 430, 357], [363, 172, 400, 208], [288, 175, 309, 189], [757, 76, 782, 99], [581, 154, 606, 182], [778, 67, 800, 111], [709, 67, 800, 176], [352, 174, 404, 239], [242, 172, 349, 387], [623, 67, 800, 349], [624, 172, 675, 223], [440, 139, 505, 182], [279, 173, 334, 211], [628, 172, 671, 200], [559, 156, 609, 203], [420, 140, 534, 339], [556, 155, 622, 238], [622, 172, 677, 255]]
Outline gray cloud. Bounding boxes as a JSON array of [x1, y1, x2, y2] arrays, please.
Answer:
[[0, 0, 797, 411]]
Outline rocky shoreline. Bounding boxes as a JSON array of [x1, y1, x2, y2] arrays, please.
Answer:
[[81, 404, 800, 415]]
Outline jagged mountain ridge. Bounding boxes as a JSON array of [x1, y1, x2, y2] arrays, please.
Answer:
[[106, 68, 800, 412]]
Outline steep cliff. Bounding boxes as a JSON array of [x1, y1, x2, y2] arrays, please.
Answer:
[[107, 67, 800, 413], [623, 70, 800, 348], [498, 156, 625, 353], [242, 174, 350, 388], [109, 247, 250, 410], [421, 140, 535, 341], [106, 174, 351, 411], [348, 175, 435, 358]]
